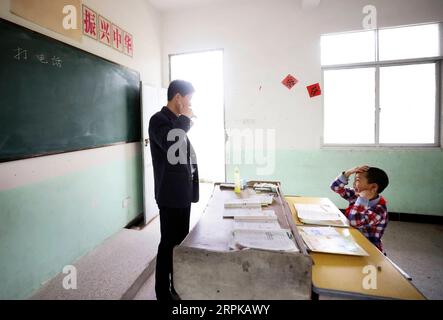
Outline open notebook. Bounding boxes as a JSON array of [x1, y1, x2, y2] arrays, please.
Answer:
[[230, 228, 299, 253], [298, 226, 368, 256], [294, 202, 349, 227]]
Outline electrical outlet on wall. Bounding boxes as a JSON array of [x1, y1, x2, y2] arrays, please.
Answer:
[[122, 197, 131, 209]]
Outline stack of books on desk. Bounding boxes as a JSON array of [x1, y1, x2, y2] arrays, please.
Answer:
[[224, 193, 299, 252], [225, 209, 299, 253]]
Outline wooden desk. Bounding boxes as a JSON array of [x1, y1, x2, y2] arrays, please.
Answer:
[[286, 196, 426, 300], [172, 183, 313, 300]]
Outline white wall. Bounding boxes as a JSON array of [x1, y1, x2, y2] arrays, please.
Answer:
[[161, 0, 443, 150], [0, 0, 162, 181]]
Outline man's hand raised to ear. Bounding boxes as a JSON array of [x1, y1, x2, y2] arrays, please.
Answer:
[[179, 102, 195, 119]]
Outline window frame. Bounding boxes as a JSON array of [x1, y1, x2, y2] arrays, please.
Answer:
[[321, 22, 443, 149]]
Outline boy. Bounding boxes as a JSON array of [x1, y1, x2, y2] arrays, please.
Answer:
[[330, 165, 389, 252]]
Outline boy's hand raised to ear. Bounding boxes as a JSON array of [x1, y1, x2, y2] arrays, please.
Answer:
[[344, 165, 370, 178]]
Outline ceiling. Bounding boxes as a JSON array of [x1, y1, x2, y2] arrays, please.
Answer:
[[147, 0, 233, 12], [147, 0, 322, 12]]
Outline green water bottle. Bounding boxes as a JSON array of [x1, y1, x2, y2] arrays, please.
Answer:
[[234, 167, 241, 194]]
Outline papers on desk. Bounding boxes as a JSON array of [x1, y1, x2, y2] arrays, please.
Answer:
[[233, 218, 281, 230], [225, 193, 298, 252], [230, 229, 299, 253], [298, 226, 368, 256], [253, 182, 279, 193], [224, 195, 274, 208], [294, 203, 349, 227], [296, 204, 341, 220], [223, 208, 278, 220], [255, 195, 274, 205]]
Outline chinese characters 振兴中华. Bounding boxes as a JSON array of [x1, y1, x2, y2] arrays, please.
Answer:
[[83, 5, 98, 39], [99, 16, 112, 46], [124, 32, 133, 56]]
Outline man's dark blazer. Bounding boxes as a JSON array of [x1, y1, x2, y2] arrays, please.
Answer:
[[148, 107, 199, 208]]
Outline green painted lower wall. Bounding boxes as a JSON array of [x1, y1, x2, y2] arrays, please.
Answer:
[[227, 149, 443, 216], [1, 147, 442, 300], [0, 153, 143, 300]]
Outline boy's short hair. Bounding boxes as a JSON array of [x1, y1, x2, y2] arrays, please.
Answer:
[[167, 80, 195, 101], [366, 167, 389, 193]]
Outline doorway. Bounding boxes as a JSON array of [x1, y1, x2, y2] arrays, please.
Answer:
[[169, 50, 226, 183]]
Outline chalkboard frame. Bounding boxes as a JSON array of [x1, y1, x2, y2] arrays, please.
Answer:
[[0, 17, 141, 163]]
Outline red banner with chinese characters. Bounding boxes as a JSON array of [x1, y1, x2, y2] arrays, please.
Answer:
[[82, 4, 134, 58]]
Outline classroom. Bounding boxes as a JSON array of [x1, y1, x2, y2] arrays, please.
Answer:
[[0, 0, 442, 303]]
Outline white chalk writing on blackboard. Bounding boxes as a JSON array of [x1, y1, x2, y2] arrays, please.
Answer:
[[51, 56, 63, 68], [14, 47, 28, 60], [36, 54, 49, 64], [12, 47, 63, 68]]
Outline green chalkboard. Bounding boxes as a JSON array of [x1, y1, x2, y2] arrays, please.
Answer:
[[0, 18, 141, 162]]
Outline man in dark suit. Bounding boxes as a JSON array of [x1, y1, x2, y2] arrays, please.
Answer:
[[148, 80, 199, 300]]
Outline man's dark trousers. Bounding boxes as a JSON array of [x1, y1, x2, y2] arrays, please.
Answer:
[[155, 206, 191, 300]]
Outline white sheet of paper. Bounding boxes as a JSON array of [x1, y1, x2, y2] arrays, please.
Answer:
[[224, 195, 274, 208], [233, 219, 281, 230], [224, 198, 263, 208], [223, 208, 277, 220], [295, 203, 342, 221], [231, 229, 299, 252], [251, 195, 274, 205]]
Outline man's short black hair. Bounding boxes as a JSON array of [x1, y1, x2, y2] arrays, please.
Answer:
[[366, 167, 389, 193], [167, 80, 195, 101]]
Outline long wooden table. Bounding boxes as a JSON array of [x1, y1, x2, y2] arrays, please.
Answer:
[[173, 183, 313, 300], [286, 196, 426, 300]]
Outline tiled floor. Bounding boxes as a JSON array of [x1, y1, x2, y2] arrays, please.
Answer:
[[134, 272, 156, 300], [383, 221, 443, 300], [134, 220, 443, 300]]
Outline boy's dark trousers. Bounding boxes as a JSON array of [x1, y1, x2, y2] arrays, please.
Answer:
[[155, 206, 191, 300]]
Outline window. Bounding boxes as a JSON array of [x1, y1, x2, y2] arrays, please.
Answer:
[[379, 63, 437, 144], [378, 24, 440, 61], [322, 22, 442, 147], [324, 68, 376, 144], [321, 30, 376, 65]]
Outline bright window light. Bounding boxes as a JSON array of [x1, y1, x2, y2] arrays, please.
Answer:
[[321, 31, 376, 66], [379, 63, 436, 144], [170, 50, 225, 182], [379, 24, 440, 61], [324, 68, 376, 144]]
